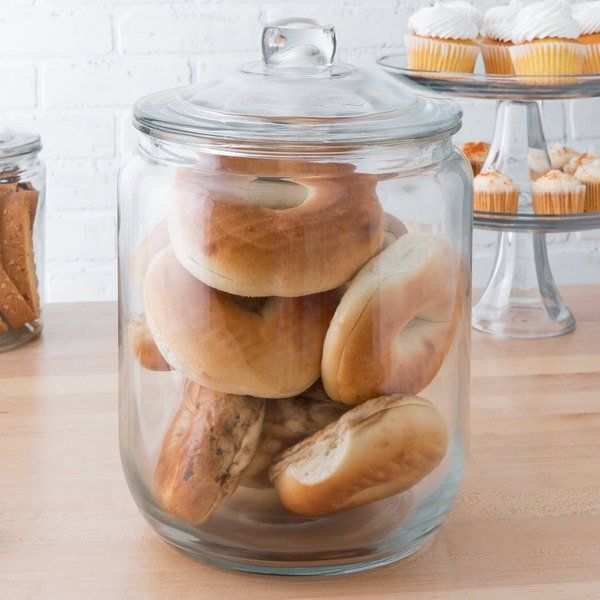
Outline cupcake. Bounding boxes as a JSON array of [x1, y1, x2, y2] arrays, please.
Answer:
[[563, 150, 598, 175], [573, 1, 600, 73], [460, 141, 490, 176], [446, 1, 483, 29], [548, 143, 580, 171], [474, 168, 520, 212], [531, 170, 586, 214], [406, 3, 480, 73], [509, 1, 586, 80], [527, 147, 551, 180], [574, 159, 600, 212], [480, 0, 522, 74]]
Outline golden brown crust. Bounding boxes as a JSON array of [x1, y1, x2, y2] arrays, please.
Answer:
[[459, 142, 490, 176], [0, 191, 40, 316], [0, 314, 8, 335], [270, 394, 448, 516], [242, 384, 347, 488], [155, 381, 264, 525], [168, 156, 384, 297], [144, 246, 342, 398], [129, 317, 171, 372], [321, 233, 461, 405]]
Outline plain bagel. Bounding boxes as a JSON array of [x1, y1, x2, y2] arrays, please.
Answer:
[[144, 246, 342, 398], [270, 394, 448, 516], [155, 381, 264, 525], [322, 232, 461, 405], [129, 316, 171, 372], [168, 155, 384, 297]]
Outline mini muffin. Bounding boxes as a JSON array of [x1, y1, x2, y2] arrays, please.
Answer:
[[528, 147, 551, 180], [574, 159, 600, 212], [510, 1, 586, 81], [548, 143, 580, 171], [406, 3, 480, 73], [480, 0, 522, 74], [531, 169, 586, 214], [446, 1, 483, 30], [573, 1, 600, 72], [474, 168, 520, 213], [564, 151, 599, 175], [460, 141, 490, 176]]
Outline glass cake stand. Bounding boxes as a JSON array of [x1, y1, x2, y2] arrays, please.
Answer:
[[378, 55, 600, 338]]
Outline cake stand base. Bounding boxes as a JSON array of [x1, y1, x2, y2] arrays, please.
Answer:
[[472, 230, 575, 338]]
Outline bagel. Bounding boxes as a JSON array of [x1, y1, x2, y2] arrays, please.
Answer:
[[144, 246, 342, 398], [322, 232, 461, 405], [168, 156, 384, 297], [270, 394, 448, 516], [382, 212, 408, 250], [242, 383, 347, 488], [131, 220, 170, 293], [129, 317, 171, 372], [155, 381, 264, 525]]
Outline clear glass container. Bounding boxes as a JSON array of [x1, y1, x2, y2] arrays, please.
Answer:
[[118, 19, 472, 574], [0, 127, 45, 351]]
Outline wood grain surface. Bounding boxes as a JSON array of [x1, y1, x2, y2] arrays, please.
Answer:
[[1, 287, 599, 599]]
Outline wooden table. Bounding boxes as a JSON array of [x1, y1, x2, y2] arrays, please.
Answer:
[[2, 286, 600, 599]]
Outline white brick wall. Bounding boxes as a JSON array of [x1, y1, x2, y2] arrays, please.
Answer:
[[0, 0, 598, 302]]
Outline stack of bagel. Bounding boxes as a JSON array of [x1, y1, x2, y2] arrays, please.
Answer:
[[130, 155, 462, 525]]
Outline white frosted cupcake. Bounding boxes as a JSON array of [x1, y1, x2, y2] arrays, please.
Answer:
[[574, 159, 600, 212], [474, 168, 520, 212], [548, 143, 580, 171], [563, 150, 599, 175], [481, 0, 522, 74], [510, 1, 586, 80], [532, 169, 586, 213], [406, 3, 480, 73], [573, 1, 600, 73], [446, 1, 483, 30], [528, 147, 551, 180]]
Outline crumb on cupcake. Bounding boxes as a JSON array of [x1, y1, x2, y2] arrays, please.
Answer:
[[548, 143, 580, 171], [564, 151, 599, 175]]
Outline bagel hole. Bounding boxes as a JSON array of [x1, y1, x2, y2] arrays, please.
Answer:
[[231, 295, 268, 314], [246, 178, 308, 210]]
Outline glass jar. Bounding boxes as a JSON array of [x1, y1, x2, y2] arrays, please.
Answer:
[[119, 19, 472, 575], [0, 127, 45, 351]]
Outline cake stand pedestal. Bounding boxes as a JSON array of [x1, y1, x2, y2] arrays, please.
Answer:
[[377, 60, 600, 338]]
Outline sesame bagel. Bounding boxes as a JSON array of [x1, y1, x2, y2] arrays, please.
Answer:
[[168, 156, 384, 297], [144, 246, 342, 398], [155, 381, 264, 525], [270, 394, 448, 516], [322, 232, 461, 405]]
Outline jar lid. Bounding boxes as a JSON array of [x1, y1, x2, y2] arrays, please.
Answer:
[[133, 18, 461, 147], [0, 127, 41, 159]]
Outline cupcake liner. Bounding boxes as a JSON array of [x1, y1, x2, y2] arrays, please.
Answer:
[[480, 43, 515, 75], [405, 35, 479, 73], [584, 44, 600, 73], [583, 181, 600, 213], [509, 42, 586, 84], [532, 189, 585, 214], [474, 189, 519, 213]]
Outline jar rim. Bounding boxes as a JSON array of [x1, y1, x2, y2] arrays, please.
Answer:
[[0, 127, 42, 160]]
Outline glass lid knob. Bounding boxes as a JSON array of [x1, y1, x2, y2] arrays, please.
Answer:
[[261, 18, 336, 69]]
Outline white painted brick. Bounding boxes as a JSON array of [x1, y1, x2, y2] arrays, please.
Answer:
[[43, 58, 191, 108], [119, 8, 261, 54], [46, 262, 116, 303], [117, 110, 141, 158], [453, 99, 497, 145], [0, 63, 36, 109], [46, 159, 118, 211], [8, 113, 115, 159], [566, 98, 600, 141], [0, 10, 112, 57], [46, 211, 116, 262]]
